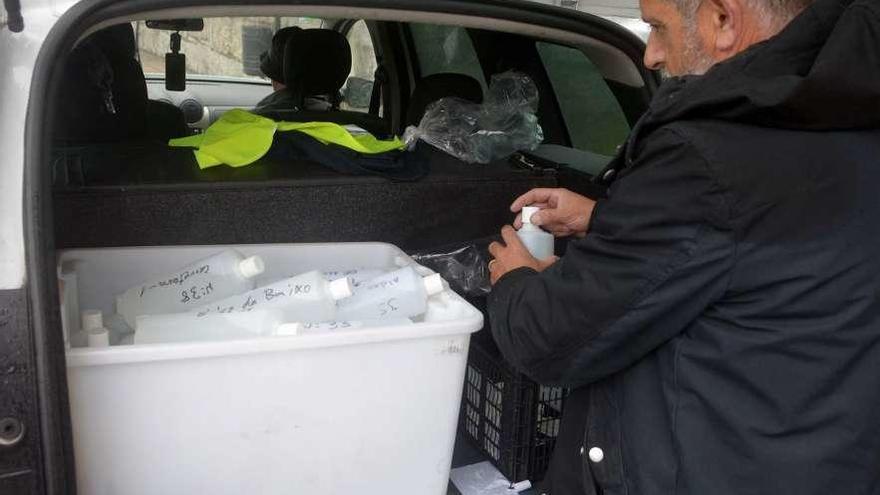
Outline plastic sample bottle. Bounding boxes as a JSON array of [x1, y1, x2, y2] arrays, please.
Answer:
[[82, 309, 110, 348], [275, 318, 413, 336], [116, 250, 266, 327], [322, 268, 386, 288], [517, 206, 555, 260], [193, 270, 353, 322], [336, 266, 445, 321], [135, 309, 285, 345]]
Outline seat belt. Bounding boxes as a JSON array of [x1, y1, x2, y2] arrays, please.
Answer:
[[369, 63, 387, 116]]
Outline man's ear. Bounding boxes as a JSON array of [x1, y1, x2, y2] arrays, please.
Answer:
[[699, 0, 744, 55]]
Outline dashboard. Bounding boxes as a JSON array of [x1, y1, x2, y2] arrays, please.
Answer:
[[145, 77, 274, 129]]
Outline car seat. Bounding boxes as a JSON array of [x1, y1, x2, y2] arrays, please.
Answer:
[[255, 28, 390, 137], [405, 73, 485, 127], [54, 24, 189, 144]]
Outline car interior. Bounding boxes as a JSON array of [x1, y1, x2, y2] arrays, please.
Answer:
[[43, 5, 657, 490]]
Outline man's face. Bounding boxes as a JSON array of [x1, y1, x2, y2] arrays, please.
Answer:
[[640, 0, 716, 77]]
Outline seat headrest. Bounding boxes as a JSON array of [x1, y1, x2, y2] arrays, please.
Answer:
[[406, 73, 485, 126], [89, 23, 138, 61], [260, 26, 302, 83], [282, 28, 352, 106]]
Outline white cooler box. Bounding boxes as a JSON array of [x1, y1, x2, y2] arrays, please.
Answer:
[[60, 243, 484, 495]]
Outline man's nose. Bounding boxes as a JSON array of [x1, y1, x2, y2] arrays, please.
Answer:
[[643, 32, 665, 71]]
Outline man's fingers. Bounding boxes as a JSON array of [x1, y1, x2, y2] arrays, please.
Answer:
[[530, 208, 563, 228], [500, 225, 526, 251], [511, 188, 557, 212], [488, 241, 504, 259]]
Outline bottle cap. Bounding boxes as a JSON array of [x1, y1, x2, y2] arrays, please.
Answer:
[[275, 323, 303, 336], [522, 206, 540, 225], [87, 328, 110, 348], [328, 277, 354, 301], [238, 255, 266, 279], [81, 309, 104, 331], [423, 273, 445, 296]]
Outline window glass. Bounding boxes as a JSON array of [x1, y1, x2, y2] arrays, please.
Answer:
[[537, 41, 630, 156], [134, 17, 325, 81], [408, 24, 487, 93], [342, 20, 378, 112]]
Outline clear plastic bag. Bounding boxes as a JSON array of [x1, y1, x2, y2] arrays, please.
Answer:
[[411, 242, 492, 297], [403, 71, 544, 164]]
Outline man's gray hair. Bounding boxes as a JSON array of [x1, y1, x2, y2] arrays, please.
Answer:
[[670, 0, 814, 25]]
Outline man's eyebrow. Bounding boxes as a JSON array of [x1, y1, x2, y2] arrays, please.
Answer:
[[642, 15, 662, 25]]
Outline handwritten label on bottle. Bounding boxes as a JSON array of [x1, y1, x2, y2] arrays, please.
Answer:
[[140, 264, 211, 298]]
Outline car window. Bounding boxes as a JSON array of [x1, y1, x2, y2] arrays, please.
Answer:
[[537, 41, 630, 156], [408, 24, 487, 93], [342, 20, 379, 112], [134, 17, 326, 82]]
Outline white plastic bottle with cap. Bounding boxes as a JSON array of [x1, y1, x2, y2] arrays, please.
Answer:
[[116, 249, 266, 327], [336, 266, 445, 321], [193, 270, 353, 323], [135, 309, 285, 345], [322, 268, 386, 288], [81, 309, 110, 348], [517, 206, 555, 260], [275, 318, 413, 336]]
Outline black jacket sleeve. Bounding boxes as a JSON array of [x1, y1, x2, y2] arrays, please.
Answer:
[[488, 127, 736, 387]]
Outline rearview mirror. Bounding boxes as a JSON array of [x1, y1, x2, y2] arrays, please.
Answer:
[[146, 19, 204, 31]]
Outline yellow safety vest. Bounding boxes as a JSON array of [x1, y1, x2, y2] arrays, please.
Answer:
[[169, 108, 404, 169]]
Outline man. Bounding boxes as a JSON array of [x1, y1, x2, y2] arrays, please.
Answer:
[[254, 26, 304, 113], [487, 0, 880, 493]]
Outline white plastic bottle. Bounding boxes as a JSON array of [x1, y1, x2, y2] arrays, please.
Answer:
[[336, 266, 445, 321], [275, 318, 413, 336], [517, 206, 555, 260], [194, 270, 353, 322], [116, 249, 266, 327], [135, 309, 285, 345], [322, 268, 386, 288], [81, 309, 110, 348]]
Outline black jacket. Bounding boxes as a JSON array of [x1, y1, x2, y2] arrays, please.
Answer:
[[488, 1, 880, 493]]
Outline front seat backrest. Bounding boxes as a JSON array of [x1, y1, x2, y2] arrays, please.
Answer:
[[282, 28, 353, 110], [90, 23, 189, 142], [406, 73, 485, 127]]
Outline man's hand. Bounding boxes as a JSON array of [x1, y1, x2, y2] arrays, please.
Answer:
[[511, 188, 596, 238], [488, 226, 559, 285]]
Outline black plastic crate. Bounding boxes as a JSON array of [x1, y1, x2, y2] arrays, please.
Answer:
[[460, 339, 569, 484]]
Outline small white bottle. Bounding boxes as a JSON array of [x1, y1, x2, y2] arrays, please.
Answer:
[[81, 309, 110, 348], [135, 309, 285, 345], [275, 318, 413, 336], [116, 250, 266, 327], [336, 266, 445, 321], [517, 206, 555, 260], [322, 268, 386, 288], [194, 270, 353, 322]]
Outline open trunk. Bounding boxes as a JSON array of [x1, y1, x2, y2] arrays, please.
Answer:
[[16, 1, 657, 493]]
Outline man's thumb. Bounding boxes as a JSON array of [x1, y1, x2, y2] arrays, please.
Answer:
[[531, 209, 556, 227]]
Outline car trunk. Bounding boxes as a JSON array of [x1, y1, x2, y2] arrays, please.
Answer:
[[21, 2, 656, 493]]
